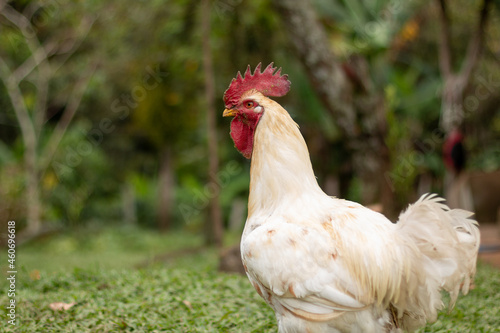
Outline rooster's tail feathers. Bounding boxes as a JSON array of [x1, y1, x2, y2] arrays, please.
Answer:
[[395, 193, 479, 327]]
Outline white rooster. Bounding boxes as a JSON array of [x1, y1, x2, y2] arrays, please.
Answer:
[[222, 63, 480, 333]]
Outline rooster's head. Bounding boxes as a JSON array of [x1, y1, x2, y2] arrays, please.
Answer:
[[223, 63, 290, 158]]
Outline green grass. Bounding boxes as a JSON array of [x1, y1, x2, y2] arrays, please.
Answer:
[[0, 227, 499, 332], [10, 226, 210, 272], [1, 267, 275, 332]]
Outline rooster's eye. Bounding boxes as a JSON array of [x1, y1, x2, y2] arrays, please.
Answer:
[[245, 101, 254, 109]]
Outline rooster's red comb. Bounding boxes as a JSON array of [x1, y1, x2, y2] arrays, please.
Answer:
[[223, 62, 291, 108]]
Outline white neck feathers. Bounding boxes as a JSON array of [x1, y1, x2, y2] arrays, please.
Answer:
[[248, 99, 324, 216]]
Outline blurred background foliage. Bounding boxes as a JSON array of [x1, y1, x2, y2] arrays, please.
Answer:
[[0, 0, 499, 244]]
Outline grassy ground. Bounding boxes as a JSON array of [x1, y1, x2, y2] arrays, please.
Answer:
[[1, 227, 499, 332]]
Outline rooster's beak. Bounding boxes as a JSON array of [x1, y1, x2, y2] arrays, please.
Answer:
[[223, 108, 237, 117]]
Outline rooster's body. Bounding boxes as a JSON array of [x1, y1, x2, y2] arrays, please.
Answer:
[[222, 64, 479, 333]]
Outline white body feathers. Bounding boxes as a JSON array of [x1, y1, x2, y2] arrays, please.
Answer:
[[240, 92, 480, 333]]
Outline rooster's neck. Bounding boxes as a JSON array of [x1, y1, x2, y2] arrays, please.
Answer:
[[248, 103, 324, 217]]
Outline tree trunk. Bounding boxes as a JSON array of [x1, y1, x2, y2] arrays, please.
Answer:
[[440, 75, 467, 132], [158, 148, 174, 231], [0, 61, 41, 234], [271, 0, 356, 137], [24, 141, 41, 234], [437, 0, 492, 133], [122, 182, 137, 226], [202, 0, 223, 247], [272, 0, 395, 215], [436, 0, 492, 209]]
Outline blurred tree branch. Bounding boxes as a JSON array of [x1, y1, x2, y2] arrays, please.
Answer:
[[0, 54, 41, 234], [0, 2, 96, 235], [202, 0, 223, 247], [437, 0, 492, 132], [39, 64, 97, 173], [437, 0, 452, 77], [461, 0, 492, 82]]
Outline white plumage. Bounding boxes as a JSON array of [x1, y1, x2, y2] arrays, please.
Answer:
[[223, 67, 480, 333]]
